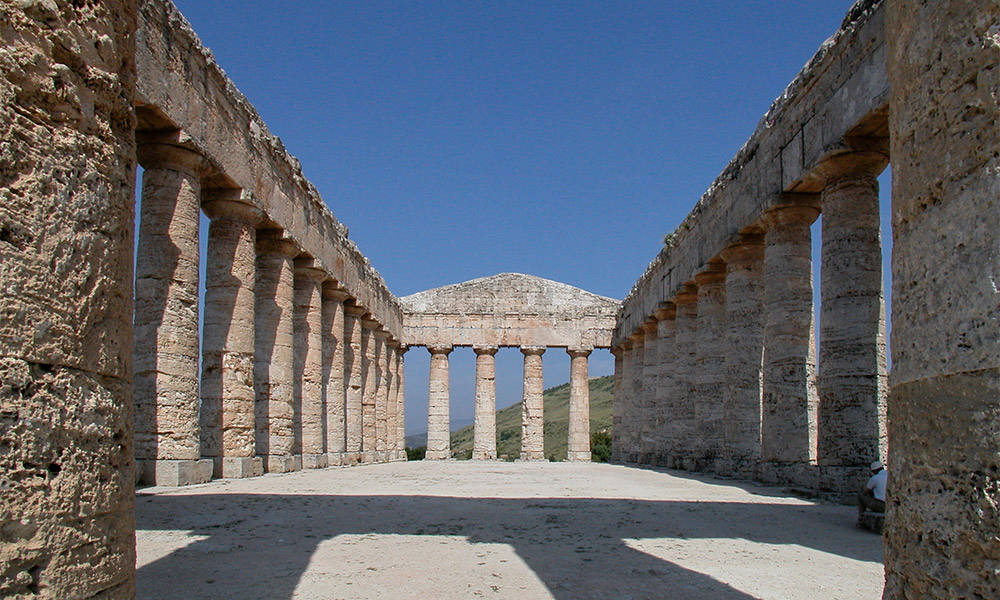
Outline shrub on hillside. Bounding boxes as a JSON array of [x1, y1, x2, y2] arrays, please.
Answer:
[[406, 446, 426, 461], [591, 431, 612, 463]]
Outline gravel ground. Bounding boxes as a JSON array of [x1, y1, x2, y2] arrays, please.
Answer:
[[136, 460, 884, 599]]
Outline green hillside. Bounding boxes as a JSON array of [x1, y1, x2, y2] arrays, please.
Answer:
[[450, 375, 614, 461]]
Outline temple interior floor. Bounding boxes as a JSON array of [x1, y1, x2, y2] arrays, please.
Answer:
[[136, 460, 884, 599]]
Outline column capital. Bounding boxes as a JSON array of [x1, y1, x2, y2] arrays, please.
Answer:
[[674, 283, 698, 305], [520, 346, 546, 356], [344, 304, 368, 318], [361, 318, 380, 331], [136, 141, 209, 176], [321, 283, 351, 302], [473, 345, 499, 356], [719, 233, 765, 265], [640, 320, 658, 336], [627, 330, 644, 345], [293, 258, 328, 283], [655, 301, 676, 321], [427, 344, 453, 356], [567, 347, 593, 358], [812, 148, 889, 187], [693, 261, 727, 286], [202, 193, 265, 226], [374, 329, 392, 341], [763, 201, 820, 228], [257, 229, 299, 257]]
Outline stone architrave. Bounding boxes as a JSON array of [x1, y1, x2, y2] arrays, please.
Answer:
[[360, 319, 379, 463], [654, 303, 677, 465], [472, 346, 499, 460], [255, 230, 301, 473], [611, 346, 626, 462], [567, 347, 593, 461], [395, 345, 409, 460], [343, 305, 367, 464], [294, 258, 328, 469], [761, 203, 820, 465], [322, 286, 350, 466], [425, 345, 453, 460], [719, 234, 766, 475], [1, 2, 138, 592], [815, 153, 889, 469], [693, 263, 728, 470], [672, 284, 699, 470], [134, 142, 213, 485], [639, 322, 659, 463], [200, 194, 264, 480], [520, 346, 546, 461], [374, 331, 392, 461], [885, 3, 1000, 596]]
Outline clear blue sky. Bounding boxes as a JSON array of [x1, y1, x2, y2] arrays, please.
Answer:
[[169, 1, 889, 437]]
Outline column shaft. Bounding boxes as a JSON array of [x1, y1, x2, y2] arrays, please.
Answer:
[[654, 305, 677, 465], [343, 306, 365, 464], [626, 335, 644, 462], [201, 197, 263, 479], [323, 287, 349, 465], [520, 347, 546, 461], [694, 266, 728, 470], [425, 346, 453, 460], [673, 285, 699, 469], [611, 348, 626, 462], [567, 348, 592, 461], [396, 347, 408, 460], [255, 231, 300, 473], [639, 323, 659, 463], [374, 332, 392, 461], [472, 346, 499, 460], [360, 320, 378, 462], [295, 260, 327, 469], [761, 204, 820, 464]]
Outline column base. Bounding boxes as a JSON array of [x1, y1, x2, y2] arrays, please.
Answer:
[[302, 453, 328, 469], [471, 450, 497, 460], [137, 459, 214, 487], [220, 456, 263, 479], [518, 451, 545, 461], [342, 451, 362, 465], [360, 450, 379, 463], [424, 450, 451, 460], [265, 455, 302, 473], [326, 452, 347, 466], [566, 451, 592, 462]]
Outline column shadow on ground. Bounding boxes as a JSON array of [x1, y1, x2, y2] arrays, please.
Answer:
[[136, 490, 881, 600]]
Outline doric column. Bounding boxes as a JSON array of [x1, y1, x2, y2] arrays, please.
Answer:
[[425, 345, 453, 460], [611, 346, 626, 462], [134, 142, 213, 485], [322, 286, 349, 466], [255, 230, 300, 473], [719, 234, 766, 475], [385, 340, 400, 460], [654, 303, 677, 465], [673, 283, 698, 469], [626, 332, 645, 462], [472, 346, 499, 460], [815, 153, 888, 469], [360, 319, 379, 463], [520, 346, 546, 461], [567, 347, 593, 461], [200, 194, 264, 480], [294, 258, 327, 469], [639, 321, 659, 463], [343, 304, 366, 464], [761, 202, 820, 464], [374, 330, 392, 462], [693, 263, 728, 470], [396, 345, 409, 460]]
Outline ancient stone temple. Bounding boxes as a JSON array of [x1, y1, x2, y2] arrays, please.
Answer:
[[0, 0, 997, 598]]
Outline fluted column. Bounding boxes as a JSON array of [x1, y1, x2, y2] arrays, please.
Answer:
[[322, 286, 349, 466], [134, 143, 212, 485], [294, 258, 327, 469], [472, 346, 499, 460], [396, 345, 409, 460], [626, 332, 644, 462], [611, 345, 626, 462], [200, 194, 264, 480], [374, 331, 392, 461], [639, 322, 659, 463], [816, 154, 888, 469], [567, 347, 593, 462], [385, 340, 400, 461], [520, 346, 546, 461], [719, 234, 766, 475], [694, 263, 728, 470], [425, 345, 453, 460], [360, 319, 379, 463], [343, 305, 366, 464], [654, 303, 677, 465], [673, 284, 698, 469], [761, 202, 820, 464], [255, 230, 300, 473]]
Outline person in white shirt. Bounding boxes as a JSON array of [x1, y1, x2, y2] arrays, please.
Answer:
[[858, 460, 887, 520]]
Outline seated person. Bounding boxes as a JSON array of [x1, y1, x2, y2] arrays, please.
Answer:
[[858, 460, 887, 519]]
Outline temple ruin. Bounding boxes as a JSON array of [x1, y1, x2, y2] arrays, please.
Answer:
[[1, 0, 997, 598]]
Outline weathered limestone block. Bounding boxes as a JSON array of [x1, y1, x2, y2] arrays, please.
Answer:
[[343, 305, 366, 464], [520, 346, 546, 461], [322, 286, 349, 465], [567, 347, 593, 461], [473, 346, 499, 460], [295, 259, 327, 469], [719, 235, 766, 474], [201, 196, 264, 480], [395, 345, 408, 460], [360, 319, 378, 462], [133, 142, 206, 482], [672, 284, 699, 469], [374, 330, 392, 459], [885, 2, 1000, 597], [654, 303, 677, 465], [694, 264, 727, 468], [425, 345, 453, 460], [611, 347, 625, 462], [255, 230, 300, 473], [816, 154, 888, 468], [761, 203, 819, 464], [0, 0, 138, 596], [639, 322, 659, 463]]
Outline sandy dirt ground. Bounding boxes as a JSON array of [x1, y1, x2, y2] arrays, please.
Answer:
[[136, 461, 884, 599]]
